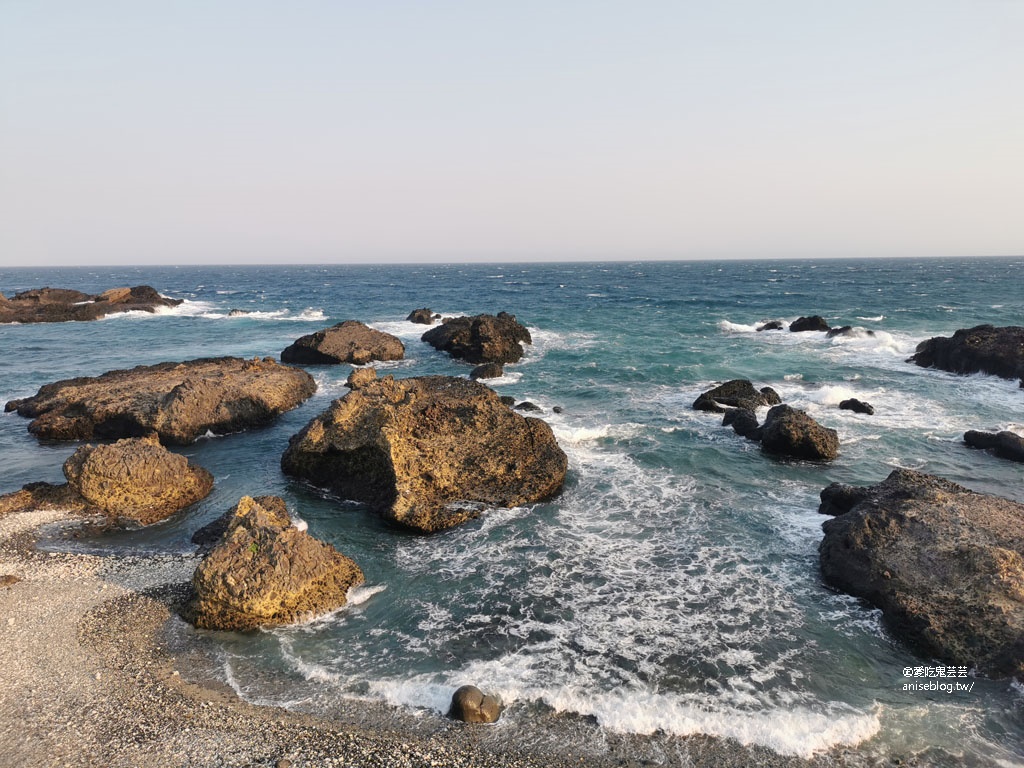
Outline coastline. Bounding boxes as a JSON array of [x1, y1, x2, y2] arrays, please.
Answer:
[[0, 505, 846, 768]]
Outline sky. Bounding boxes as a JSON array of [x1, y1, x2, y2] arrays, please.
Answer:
[[1, 1, 1022, 267]]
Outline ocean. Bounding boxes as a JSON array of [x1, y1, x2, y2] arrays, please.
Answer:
[[1, 258, 1022, 766]]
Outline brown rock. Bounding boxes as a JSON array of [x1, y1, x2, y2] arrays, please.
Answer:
[[0, 482, 93, 517], [346, 367, 378, 390], [421, 312, 532, 365], [281, 321, 405, 365], [0, 285, 181, 323], [469, 362, 504, 380], [448, 685, 503, 723], [760, 405, 839, 461], [406, 308, 436, 325], [188, 496, 364, 631], [281, 375, 567, 533]]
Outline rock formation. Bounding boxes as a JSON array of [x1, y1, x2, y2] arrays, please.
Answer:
[[406, 308, 437, 325], [756, 321, 784, 331], [722, 408, 761, 439], [281, 321, 405, 365], [790, 316, 831, 333], [448, 685, 503, 724], [5, 357, 316, 444], [692, 380, 782, 413], [839, 398, 875, 415], [964, 430, 1024, 463], [469, 362, 504, 380], [281, 375, 567, 533], [760, 404, 839, 461], [421, 312, 532, 365], [910, 325, 1024, 386], [188, 495, 364, 631], [0, 285, 181, 323], [819, 469, 1024, 678]]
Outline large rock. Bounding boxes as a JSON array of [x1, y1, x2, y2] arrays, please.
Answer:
[[839, 398, 875, 415], [693, 380, 782, 413], [448, 685, 503, 724], [281, 321, 405, 365], [5, 357, 316, 445], [0, 285, 181, 323], [910, 325, 1024, 385], [421, 312, 532, 365], [818, 470, 1024, 678], [281, 375, 567, 533], [188, 496, 364, 631], [790, 315, 831, 333], [760, 404, 839, 461], [964, 430, 1024, 463]]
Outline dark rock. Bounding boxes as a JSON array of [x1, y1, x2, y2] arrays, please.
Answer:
[[819, 469, 1024, 678], [552, 406, 564, 414], [5, 357, 316, 445], [448, 685, 503, 724], [406, 308, 436, 325], [757, 321, 784, 332], [760, 387, 782, 406], [760, 405, 839, 461], [818, 482, 873, 517], [839, 398, 875, 415], [499, 396, 516, 407], [964, 430, 1024, 463], [0, 285, 181, 323], [910, 325, 1024, 382], [826, 326, 853, 337], [281, 321, 405, 365], [722, 408, 760, 439], [228, 309, 249, 317], [693, 380, 781, 413], [790, 316, 831, 333], [514, 401, 542, 413], [421, 312, 532, 364], [281, 376, 567, 533], [469, 363, 504, 380], [187, 495, 364, 631]]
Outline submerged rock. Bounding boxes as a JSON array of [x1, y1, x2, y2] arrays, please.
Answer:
[[448, 685, 503, 724], [693, 380, 782, 413], [819, 469, 1024, 678], [839, 398, 875, 415], [760, 405, 839, 461], [5, 357, 316, 444], [910, 325, 1024, 384], [964, 430, 1024, 463], [281, 321, 405, 365], [790, 315, 831, 333], [188, 495, 364, 631], [281, 375, 567, 533], [421, 312, 532, 365], [0, 285, 181, 323], [756, 320, 784, 331]]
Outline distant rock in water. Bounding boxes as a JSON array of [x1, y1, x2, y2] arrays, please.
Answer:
[[228, 309, 249, 317], [722, 407, 761, 439], [0, 285, 181, 323], [448, 685, 503, 724], [790, 316, 831, 333], [964, 430, 1024, 463], [756, 320, 784, 331], [469, 362, 504, 380], [421, 312, 532, 364], [819, 469, 1024, 678], [693, 380, 781, 413], [281, 321, 405, 365], [406, 308, 437, 325], [839, 398, 875, 415], [281, 375, 567, 533], [5, 356, 316, 444], [910, 325, 1024, 386], [187, 495, 364, 631], [760, 404, 839, 461], [514, 401, 542, 413]]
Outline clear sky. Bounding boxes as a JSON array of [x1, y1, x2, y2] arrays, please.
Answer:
[[1, 1, 1022, 266]]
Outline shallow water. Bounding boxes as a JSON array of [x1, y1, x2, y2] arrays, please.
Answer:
[[2, 258, 1023, 765]]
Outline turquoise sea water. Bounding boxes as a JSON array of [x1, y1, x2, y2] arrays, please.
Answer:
[[2, 258, 1023, 765]]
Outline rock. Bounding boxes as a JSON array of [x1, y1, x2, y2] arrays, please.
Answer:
[[0, 575, 19, 587], [839, 398, 875, 415], [514, 401, 542, 413], [760, 404, 839, 461], [789, 316, 831, 333], [0, 285, 181, 323], [964, 430, 1024, 463], [0, 481, 92, 517], [757, 321, 784, 331], [818, 469, 1024, 678], [281, 376, 567, 533], [552, 406, 563, 414], [818, 482, 873, 517], [406, 308, 436, 325], [187, 496, 364, 631], [281, 321, 405, 365], [693, 380, 781, 413], [910, 325, 1024, 383], [448, 685, 503, 724], [5, 357, 316, 445], [722, 408, 761, 439], [499, 396, 515, 407], [826, 325, 853, 337], [469, 362, 504, 380], [228, 309, 249, 317], [346, 367, 378, 390], [421, 312, 532, 364], [62, 434, 213, 526]]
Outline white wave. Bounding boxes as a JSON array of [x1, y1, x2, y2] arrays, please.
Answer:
[[348, 584, 387, 606], [551, 423, 643, 446], [856, 315, 885, 322], [717, 320, 760, 333], [784, 373, 804, 381], [804, 384, 861, 407]]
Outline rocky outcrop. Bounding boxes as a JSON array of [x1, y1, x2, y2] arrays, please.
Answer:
[[281, 375, 567, 533], [964, 430, 1024, 463], [448, 685, 503, 724], [0, 285, 181, 323], [818, 470, 1024, 678], [756, 321, 784, 331], [407, 308, 438, 325], [722, 408, 761, 439], [187, 495, 364, 631], [421, 312, 532, 365], [469, 363, 504, 380], [910, 325, 1024, 386], [5, 357, 316, 444], [0, 482, 93, 518], [281, 321, 405, 365], [839, 398, 874, 415], [760, 405, 839, 461], [693, 380, 782, 413], [790, 316, 830, 333]]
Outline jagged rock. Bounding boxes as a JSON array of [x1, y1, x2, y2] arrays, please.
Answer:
[[5, 357, 316, 445], [407, 308, 436, 325], [760, 404, 839, 461], [514, 401, 542, 413], [448, 685, 503, 724], [910, 325, 1024, 384], [790, 316, 831, 333], [817, 483, 873, 517], [0, 482, 91, 517], [693, 380, 781, 413], [346, 367, 378, 390], [281, 376, 567, 533], [757, 321, 784, 331], [0, 285, 181, 323], [421, 312, 532, 365], [819, 469, 1024, 678], [187, 496, 364, 631], [62, 434, 213, 526], [839, 398, 875, 415], [469, 363, 504, 380], [722, 408, 761, 439], [964, 430, 1024, 463], [281, 321, 405, 365]]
